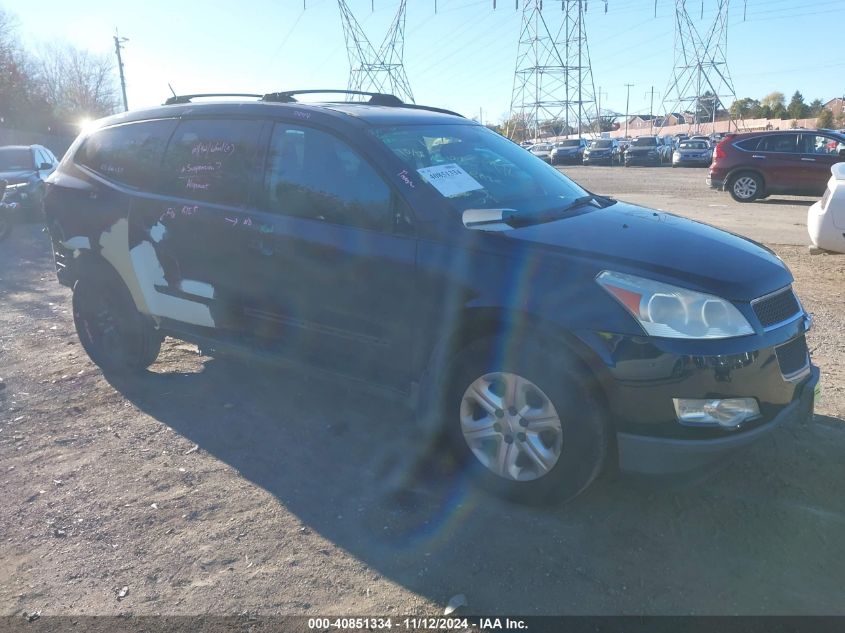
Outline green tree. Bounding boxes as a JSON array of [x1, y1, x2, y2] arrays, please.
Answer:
[[761, 91, 785, 110], [787, 91, 809, 120], [817, 108, 834, 129], [808, 99, 824, 116]]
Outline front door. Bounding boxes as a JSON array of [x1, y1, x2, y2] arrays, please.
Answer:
[[799, 133, 845, 195], [238, 121, 418, 387]]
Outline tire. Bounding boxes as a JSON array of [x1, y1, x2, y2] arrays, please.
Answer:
[[72, 269, 162, 373], [729, 172, 763, 203], [438, 337, 608, 504]]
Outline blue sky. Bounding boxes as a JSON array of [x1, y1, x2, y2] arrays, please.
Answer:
[[6, 0, 844, 123]]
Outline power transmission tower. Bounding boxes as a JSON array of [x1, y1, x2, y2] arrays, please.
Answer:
[[659, 0, 739, 134], [337, 0, 414, 103], [505, 0, 604, 142]]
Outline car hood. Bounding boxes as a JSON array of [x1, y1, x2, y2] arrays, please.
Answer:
[[626, 145, 658, 153], [555, 147, 581, 153], [502, 201, 791, 300], [0, 169, 36, 183]]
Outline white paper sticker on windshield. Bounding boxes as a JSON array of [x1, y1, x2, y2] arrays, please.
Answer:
[[416, 163, 484, 198]]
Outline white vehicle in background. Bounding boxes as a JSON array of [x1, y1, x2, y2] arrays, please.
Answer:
[[808, 162, 845, 253]]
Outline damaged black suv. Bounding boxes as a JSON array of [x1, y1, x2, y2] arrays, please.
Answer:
[[45, 90, 819, 503]]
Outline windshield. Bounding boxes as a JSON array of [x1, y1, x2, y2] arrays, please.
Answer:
[[559, 140, 581, 147], [0, 148, 34, 171], [371, 124, 589, 216], [680, 141, 708, 149], [530, 144, 551, 153], [630, 137, 657, 147], [590, 140, 613, 148]]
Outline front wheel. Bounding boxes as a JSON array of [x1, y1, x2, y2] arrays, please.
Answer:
[[729, 172, 763, 202], [73, 271, 162, 373], [440, 338, 608, 504]]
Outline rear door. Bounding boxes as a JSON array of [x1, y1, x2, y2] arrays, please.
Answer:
[[752, 133, 804, 194], [129, 117, 268, 331]]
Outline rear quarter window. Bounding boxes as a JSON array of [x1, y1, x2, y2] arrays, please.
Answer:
[[160, 118, 265, 207], [734, 138, 760, 151], [76, 119, 178, 188]]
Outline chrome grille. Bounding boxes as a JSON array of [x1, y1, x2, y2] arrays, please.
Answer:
[[752, 287, 801, 329]]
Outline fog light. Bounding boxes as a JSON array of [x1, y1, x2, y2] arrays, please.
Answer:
[[673, 398, 759, 428]]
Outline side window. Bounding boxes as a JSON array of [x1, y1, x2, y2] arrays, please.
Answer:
[[161, 119, 264, 206], [801, 134, 839, 155], [263, 123, 392, 232], [76, 119, 177, 188], [757, 134, 799, 153], [734, 138, 760, 151]]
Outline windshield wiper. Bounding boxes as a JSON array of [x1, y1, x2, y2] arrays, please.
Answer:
[[508, 193, 614, 227]]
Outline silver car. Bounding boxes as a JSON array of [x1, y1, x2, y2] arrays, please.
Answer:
[[672, 139, 712, 167]]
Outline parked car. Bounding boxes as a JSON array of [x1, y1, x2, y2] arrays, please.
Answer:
[[672, 139, 713, 167], [0, 179, 20, 241], [528, 142, 553, 163], [708, 129, 845, 202], [44, 90, 818, 503], [582, 139, 620, 165], [807, 162, 845, 253], [624, 136, 663, 166], [0, 144, 58, 215], [550, 138, 587, 165]]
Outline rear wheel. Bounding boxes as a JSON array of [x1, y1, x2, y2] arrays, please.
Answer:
[[729, 172, 763, 202], [72, 270, 162, 373], [440, 337, 608, 504]]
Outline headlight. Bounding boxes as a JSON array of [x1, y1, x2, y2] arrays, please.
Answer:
[[596, 271, 754, 339]]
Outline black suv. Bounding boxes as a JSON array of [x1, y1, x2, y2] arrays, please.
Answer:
[[44, 91, 818, 503]]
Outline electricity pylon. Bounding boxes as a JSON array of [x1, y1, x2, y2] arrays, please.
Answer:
[[337, 0, 415, 103], [659, 0, 739, 134], [506, 0, 603, 142]]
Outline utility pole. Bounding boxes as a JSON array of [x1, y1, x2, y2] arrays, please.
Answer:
[[624, 83, 634, 138], [645, 86, 658, 134], [113, 29, 129, 112]]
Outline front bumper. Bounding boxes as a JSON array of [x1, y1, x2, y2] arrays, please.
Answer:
[[583, 154, 614, 164], [624, 154, 660, 165], [552, 153, 581, 164], [617, 365, 818, 474]]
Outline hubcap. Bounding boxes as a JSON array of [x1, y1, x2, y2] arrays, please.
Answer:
[[734, 176, 757, 199], [459, 372, 563, 481]]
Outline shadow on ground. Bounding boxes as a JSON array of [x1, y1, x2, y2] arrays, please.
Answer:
[[106, 355, 845, 615]]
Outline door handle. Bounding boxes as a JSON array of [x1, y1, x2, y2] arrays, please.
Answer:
[[800, 157, 816, 162], [751, 154, 765, 159]]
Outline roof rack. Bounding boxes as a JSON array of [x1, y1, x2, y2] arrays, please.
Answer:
[[261, 89, 464, 118], [163, 93, 263, 105], [261, 89, 404, 106]]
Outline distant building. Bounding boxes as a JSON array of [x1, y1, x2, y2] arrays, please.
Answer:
[[627, 115, 658, 129], [824, 97, 844, 119]]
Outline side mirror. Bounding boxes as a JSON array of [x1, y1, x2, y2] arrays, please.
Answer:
[[462, 208, 516, 231], [39, 162, 52, 170]]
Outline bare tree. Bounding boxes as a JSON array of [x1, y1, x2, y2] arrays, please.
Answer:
[[36, 43, 120, 121]]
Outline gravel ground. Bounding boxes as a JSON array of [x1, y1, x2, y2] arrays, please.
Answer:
[[1, 199, 843, 617]]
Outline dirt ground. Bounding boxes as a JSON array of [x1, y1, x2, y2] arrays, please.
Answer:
[[1, 219, 844, 617]]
